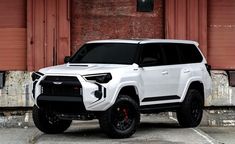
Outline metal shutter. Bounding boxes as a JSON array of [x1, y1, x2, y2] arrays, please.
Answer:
[[0, 0, 26, 70], [208, 0, 235, 69]]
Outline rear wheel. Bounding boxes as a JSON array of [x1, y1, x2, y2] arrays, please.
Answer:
[[32, 105, 72, 134], [176, 89, 203, 127], [99, 95, 140, 138]]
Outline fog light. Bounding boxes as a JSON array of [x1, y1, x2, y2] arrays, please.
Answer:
[[94, 90, 102, 99]]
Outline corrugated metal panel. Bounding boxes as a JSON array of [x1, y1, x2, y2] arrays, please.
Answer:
[[208, 0, 235, 69], [0, 0, 26, 70], [0, 0, 26, 28]]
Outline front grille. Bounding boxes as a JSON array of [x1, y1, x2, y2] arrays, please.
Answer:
[[40, 76, 82, 97], [44, 76, 78, 82], [42, 85, 81, 96], [38, 76, 85, 114]]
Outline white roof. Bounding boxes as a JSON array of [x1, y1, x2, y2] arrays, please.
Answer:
[[87, 39, 199, 46]]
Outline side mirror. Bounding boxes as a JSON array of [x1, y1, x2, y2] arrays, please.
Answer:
[[64, 56, 70, 63]]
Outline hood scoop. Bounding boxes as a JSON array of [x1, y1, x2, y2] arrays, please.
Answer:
[[67, 63, 89, 67]]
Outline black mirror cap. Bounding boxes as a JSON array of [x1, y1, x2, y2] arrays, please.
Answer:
[[64, 56, 70, 63]]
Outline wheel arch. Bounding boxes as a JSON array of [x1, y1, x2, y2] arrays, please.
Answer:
[[185, 81, 205, 105], [118, 85, 140, 106]]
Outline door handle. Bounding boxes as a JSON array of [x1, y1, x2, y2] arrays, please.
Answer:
[[183, 69, 190, 73], [162, 71, 168, 75]]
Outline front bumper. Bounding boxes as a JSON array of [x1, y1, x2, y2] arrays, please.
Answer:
[[32, 74, 112, 113]]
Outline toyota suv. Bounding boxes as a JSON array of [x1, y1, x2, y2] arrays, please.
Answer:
[[31, 39, 212, 138]]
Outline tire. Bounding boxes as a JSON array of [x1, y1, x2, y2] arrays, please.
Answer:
[[176, 89, 203, 128], [99, 95, 140, 138], [32, 105, 72, 134]]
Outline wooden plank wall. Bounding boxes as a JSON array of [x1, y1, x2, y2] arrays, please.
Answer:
[[27, 0, 70, 71]]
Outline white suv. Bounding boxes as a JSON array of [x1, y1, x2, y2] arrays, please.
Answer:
[[32, 39, 212, 138]]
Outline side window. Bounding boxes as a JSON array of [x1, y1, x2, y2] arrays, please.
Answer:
[[140, 44, 164, 67], [161, 43, 181, 65], [178, 44, 203, 63]]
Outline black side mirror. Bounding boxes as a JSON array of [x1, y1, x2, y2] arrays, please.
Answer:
[[64, 56, 70, 63]]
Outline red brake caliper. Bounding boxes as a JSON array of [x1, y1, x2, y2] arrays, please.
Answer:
[[123, 108, 128, 122]]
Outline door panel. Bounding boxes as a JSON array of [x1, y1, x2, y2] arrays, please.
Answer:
[[141, 66, 169, 99]]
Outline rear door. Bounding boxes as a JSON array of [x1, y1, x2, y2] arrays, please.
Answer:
[[161, 43, 183, 99], [140, 43, 170, 104], [177, 44, 204, 98]]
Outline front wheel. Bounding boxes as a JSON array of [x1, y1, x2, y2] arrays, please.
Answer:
[[176, 89, 203, 127], [99, 95, 140, 138], [32, 105, 72, 134]]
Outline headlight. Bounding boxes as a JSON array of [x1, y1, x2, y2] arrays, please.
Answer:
[[83, 73, 112, 83], [31, 72, 44, 81]]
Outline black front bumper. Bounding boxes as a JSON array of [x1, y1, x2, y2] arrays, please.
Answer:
[[36, 76, 87, 114], [37, 94, 86, 114]]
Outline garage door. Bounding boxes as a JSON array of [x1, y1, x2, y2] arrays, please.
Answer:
[[71, 0, 164, 53], [208, 0, 235, 69], [0, 0, 26, 70]]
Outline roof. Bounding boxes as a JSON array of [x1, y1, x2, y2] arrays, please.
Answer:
[[86, 39, 199, 46]]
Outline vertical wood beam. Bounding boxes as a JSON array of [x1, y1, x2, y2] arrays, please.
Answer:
[[198, 0, 208, 58], [27, 0, 33, 71], [27, 0, 70, 71]]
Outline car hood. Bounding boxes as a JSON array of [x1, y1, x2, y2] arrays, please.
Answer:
[[39, 63, 133, 75]]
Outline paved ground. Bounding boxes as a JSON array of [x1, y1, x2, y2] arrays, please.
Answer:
[[200, 127, 235, 144], [0, 114, 228, 144]]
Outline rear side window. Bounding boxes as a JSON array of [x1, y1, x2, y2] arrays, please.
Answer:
[[177, 44, 203, 63], [140, 44, 164, 66], [161, 43, 181, 65]]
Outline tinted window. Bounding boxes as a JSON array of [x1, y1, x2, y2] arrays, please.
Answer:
[[161, 43, 181, 65], [140, 44, 164, 66], [178, 44, 203, 63], [69, 43, 138, 64]]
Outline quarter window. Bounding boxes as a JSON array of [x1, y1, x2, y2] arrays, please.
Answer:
[[177, 44, 203, 63]]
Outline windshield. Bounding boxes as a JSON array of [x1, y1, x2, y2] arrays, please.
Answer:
[[69, 43, 138, 64]]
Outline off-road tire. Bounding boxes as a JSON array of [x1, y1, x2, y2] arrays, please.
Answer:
[[176, 89, 203, 127], [32, 105, 72, 134], [99, 95, 140, 138]]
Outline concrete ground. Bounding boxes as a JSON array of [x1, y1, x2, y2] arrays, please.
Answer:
[[1, 114, 232, 144], [200, 127, 235, 144]]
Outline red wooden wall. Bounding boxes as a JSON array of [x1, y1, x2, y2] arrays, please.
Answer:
[[27, 0, 70, 71]]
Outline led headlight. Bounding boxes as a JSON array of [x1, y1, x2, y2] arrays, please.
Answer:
[[31, 72, 44, 81], [83, 73, 112, 83]]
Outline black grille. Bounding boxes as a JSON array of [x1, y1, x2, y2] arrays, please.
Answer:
[[44, 76, 78, 82], [40, 76, 82, 97]]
